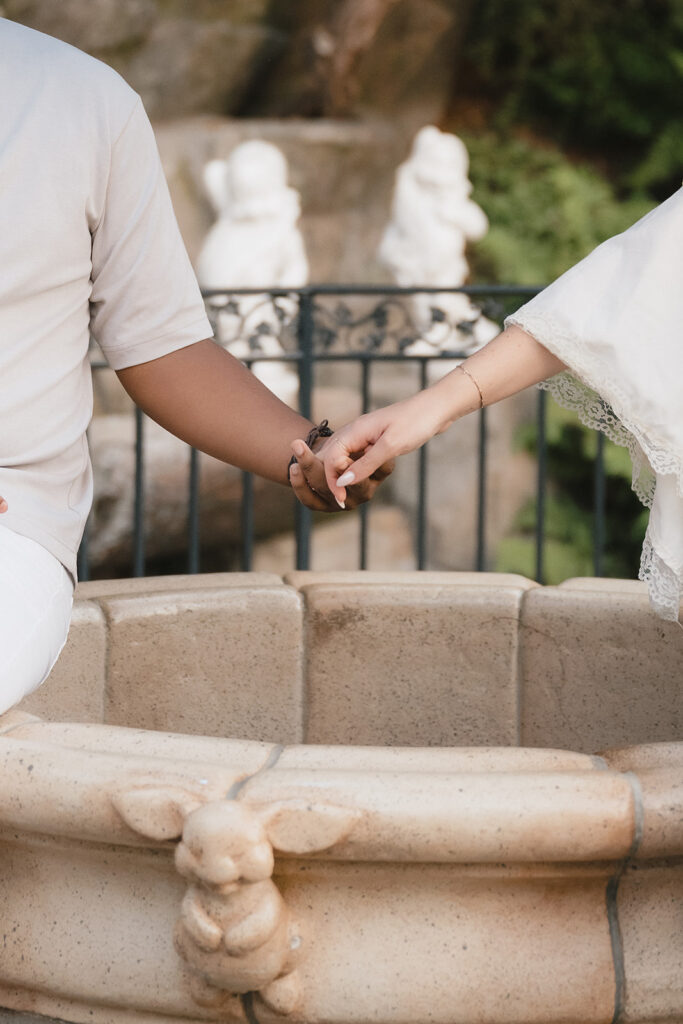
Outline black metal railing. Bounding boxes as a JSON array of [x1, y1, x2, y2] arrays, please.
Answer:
[[78, 285, 609, 583]]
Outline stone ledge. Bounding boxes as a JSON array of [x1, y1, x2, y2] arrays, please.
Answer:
[[75, 571, 285, 600], [0, 718, 680, 1024], [0, 1014, 67, 1024], [284, 569, 538, 590], [18, 572, 681, 750]]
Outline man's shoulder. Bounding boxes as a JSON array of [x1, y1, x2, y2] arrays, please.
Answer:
[[1, 17, 138, 118]]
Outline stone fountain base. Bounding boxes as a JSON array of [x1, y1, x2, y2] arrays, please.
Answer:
[[0, 572, 681, 1024]]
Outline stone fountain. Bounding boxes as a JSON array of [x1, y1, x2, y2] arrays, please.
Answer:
[[0, 571, 680, 1024]]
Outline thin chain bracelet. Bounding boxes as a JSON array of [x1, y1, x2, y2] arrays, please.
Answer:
[[458, 364, 485, 408]]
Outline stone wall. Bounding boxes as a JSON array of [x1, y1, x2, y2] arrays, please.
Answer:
[[3, 0, 283, 119], [2, 570, 682, 1024], [3, 0, 471, 280], [20, 571, 683, 753], [3, 0, 468, 124]]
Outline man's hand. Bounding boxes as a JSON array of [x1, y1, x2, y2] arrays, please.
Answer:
[[289, 439, 393, 511], [0, 497, 7, 513]]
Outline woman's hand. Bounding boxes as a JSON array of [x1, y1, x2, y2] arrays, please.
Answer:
[[289, 437, 394, 511], [289, 326, 569, 511], [0, 497, 7, 513], [299, 388, 454, 508]]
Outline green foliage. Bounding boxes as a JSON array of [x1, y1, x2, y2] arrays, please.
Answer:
[[496, 532, 595, 586], [462, 133, 654, 284], [495, 400, 648, 584], [460, 0, 683, 197]]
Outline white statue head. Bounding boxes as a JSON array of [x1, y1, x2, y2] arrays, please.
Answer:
[[204, 141, 300, 224], [409, 125, 471, 192]]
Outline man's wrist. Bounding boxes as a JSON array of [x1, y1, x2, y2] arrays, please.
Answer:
[[288, 419, 334, 470]]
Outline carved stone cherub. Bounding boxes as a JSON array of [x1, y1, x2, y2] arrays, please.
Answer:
[[378, 125, 499, 365], [174, 801, 296, 1007], [113, 786, 360, 1017], [196, 140, 308, 406]]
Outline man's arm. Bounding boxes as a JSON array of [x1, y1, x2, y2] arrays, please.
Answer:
[[94, 101, 391, 509], [116, 337, 393, 509], [116, 338, 312, 485]]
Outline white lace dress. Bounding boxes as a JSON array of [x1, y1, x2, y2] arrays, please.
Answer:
[[506, 187, 683, 621]]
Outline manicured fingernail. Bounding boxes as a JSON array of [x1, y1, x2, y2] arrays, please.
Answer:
[[292, 441, 305, 457], [335, 497, 345, 510], [337, 470, 355, 487]]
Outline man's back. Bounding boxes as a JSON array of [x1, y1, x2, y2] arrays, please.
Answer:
[[0, 19, 209, 575], [0, 20, 137, 565]]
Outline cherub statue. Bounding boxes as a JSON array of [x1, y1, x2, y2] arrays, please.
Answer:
[[174, 801, 297, 1009], [197, 141, 308, 406], [378, 125, 498, 365], [113, 786, 360, 1017]]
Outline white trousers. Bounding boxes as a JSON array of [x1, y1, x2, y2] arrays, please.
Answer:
[[0, 525, 73, 715]]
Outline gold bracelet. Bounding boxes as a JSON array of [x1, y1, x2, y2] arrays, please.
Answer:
[[458, 363, 485, 409]]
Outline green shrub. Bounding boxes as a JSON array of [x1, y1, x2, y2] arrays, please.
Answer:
[[460, 0, 683, 196], [462, 133, 654, 284], [495, 399, 648, 583]]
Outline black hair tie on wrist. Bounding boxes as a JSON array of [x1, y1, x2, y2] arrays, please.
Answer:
[[288, 419, 334, 470]]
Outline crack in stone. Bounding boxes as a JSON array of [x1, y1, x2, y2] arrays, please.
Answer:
[[226, 743, 284, 801], [241, 990, 261, 1024], [607, 770, 644, 1024]]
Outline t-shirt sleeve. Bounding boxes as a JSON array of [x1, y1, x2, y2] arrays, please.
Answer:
[[89, 97, 212, 370]]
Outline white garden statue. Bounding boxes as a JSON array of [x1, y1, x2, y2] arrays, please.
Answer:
[[378, 125, 498, 367], [197, 140, 308, 406]]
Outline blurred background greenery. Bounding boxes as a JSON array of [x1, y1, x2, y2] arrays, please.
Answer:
[[452, 0, 681, 284]]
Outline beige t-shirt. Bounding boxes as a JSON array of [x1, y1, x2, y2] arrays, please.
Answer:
[[0, 19, 212, 578]]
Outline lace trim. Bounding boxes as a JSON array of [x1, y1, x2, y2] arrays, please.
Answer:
[[506, 310, 683, 622], [639, 527, 683, 622], [506, 311, 683, 503], [537, 371, 656, 507]]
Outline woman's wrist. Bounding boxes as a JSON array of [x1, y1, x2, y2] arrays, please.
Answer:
[[426, 364, 485, 434]]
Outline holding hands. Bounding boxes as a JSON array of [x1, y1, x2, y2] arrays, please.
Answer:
[[288, 431, 395, 511], [298, 389, 454, 509], [289, 326, 569, 510]]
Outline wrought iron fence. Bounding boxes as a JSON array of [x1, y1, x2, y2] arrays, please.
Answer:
[[78, 285, 611, 583]]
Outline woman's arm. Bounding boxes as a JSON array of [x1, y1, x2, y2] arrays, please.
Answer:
[[309, 324, 567, 504]]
